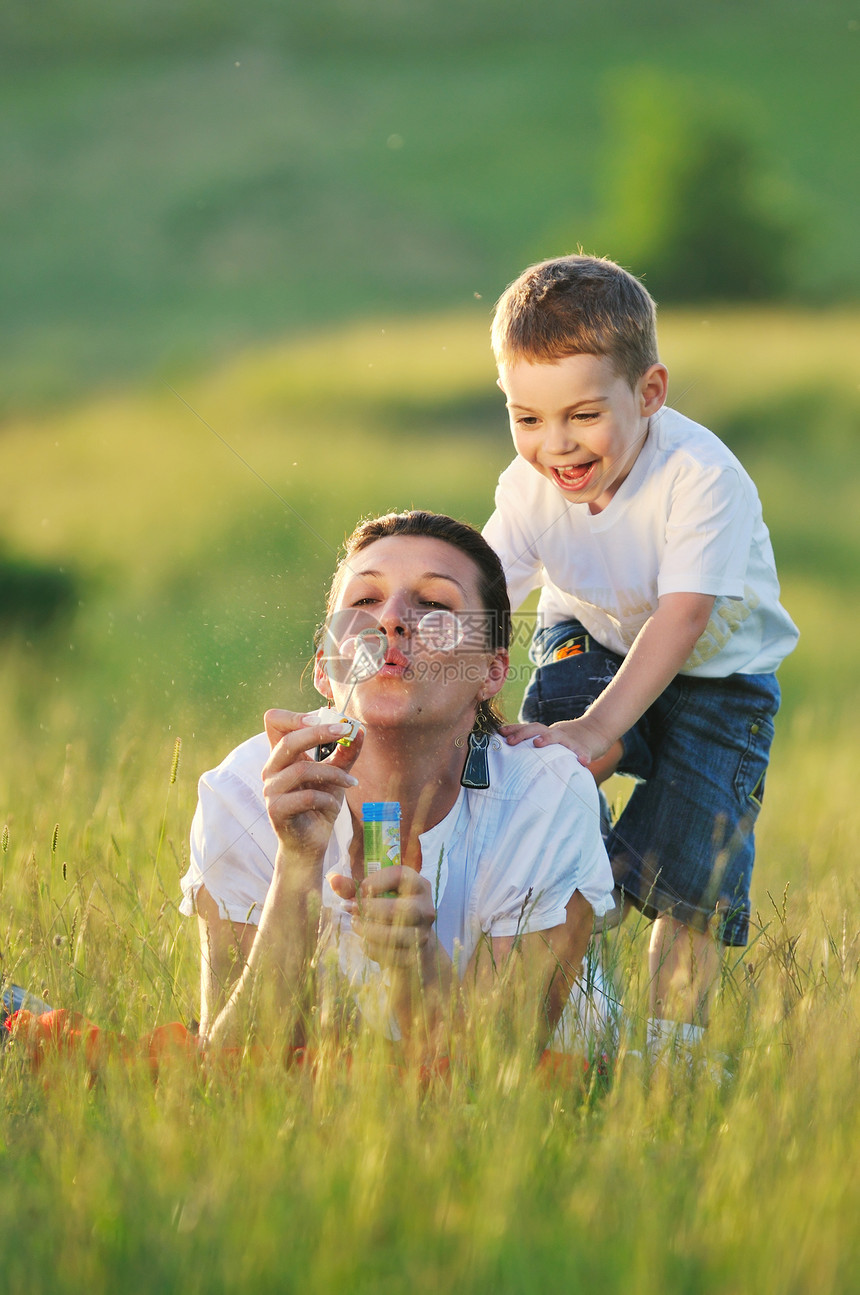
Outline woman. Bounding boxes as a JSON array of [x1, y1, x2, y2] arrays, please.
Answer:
[[180, 511, 615, 1058]]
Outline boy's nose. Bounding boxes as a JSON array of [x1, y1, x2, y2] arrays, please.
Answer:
[[543, 419, 578, 455]]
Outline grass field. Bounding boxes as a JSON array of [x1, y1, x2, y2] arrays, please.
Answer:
[[1, 306, 859, 1291]]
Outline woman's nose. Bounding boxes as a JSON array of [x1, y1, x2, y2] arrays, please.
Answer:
[[377, 596, 410, 636]]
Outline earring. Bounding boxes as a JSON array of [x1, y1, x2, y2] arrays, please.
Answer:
[[460, 731, 491, 790]]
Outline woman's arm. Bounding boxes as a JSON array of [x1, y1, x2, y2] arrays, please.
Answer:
[[204, 843, 325, 1050], [202, 711, 361, 1049], [329, 866, 455, 1060], [194, 883, 256, 1038], [468, 888, 595, 1056], [331, 874, 594, 1061]]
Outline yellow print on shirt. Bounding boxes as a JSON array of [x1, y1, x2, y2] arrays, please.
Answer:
[[684, 588, 761, 669]]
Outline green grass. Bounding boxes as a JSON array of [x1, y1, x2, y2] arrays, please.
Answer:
[[1, 305, 859, 1291], [1, 714, 859, 1294]]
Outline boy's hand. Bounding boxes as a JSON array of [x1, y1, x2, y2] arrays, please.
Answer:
[[499, 720, 556, 747], [500, 717, 617, 773]]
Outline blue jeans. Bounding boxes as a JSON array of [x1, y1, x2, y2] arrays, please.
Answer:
[[521, 620, 781, 945], [1, 984, 52, 1036]]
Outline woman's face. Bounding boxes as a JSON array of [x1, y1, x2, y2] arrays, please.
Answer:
[[316, 535, 508, 733]]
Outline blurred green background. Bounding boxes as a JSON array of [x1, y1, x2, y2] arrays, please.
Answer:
[[1, 0, 858, 789], [2, 0, 857, 411], [1, 13, 858, 1286]]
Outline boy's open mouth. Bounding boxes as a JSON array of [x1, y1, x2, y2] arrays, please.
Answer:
[[550, 462, 596, 491]]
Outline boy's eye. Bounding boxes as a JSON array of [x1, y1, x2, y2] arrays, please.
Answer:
[[573, 411, 599, 422], [516, 416, 540, 428]]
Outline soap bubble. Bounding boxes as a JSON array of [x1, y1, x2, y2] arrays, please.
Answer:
[[340, 627, 387, 680], [321, 609, 386, 684], [416, 609, 463, 652]]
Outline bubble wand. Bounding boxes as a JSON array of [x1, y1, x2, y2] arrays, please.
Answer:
[[322, 626, 387, 745]]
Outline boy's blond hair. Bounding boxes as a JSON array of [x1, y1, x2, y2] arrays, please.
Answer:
[[491, 254, 660, 389]]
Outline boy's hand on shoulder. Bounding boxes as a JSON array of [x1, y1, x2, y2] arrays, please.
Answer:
[[500, 720, 555, 747], [500, 717, 611, 769], [501, 719, 593, 760], [538, 718, 604, 765]]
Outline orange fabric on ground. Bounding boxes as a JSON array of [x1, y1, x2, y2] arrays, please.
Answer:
[[6, 1010, 595, 1087]]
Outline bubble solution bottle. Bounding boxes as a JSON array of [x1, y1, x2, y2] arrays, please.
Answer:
[[362, 802, 401, 875]]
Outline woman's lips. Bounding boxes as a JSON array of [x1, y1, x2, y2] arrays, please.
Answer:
[[550, 462, 597, 492], [376, 646, 410, 676], [377, 662, 407, 677]]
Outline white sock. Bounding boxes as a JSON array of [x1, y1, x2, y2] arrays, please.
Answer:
[[647, 1016, 705, 1059]]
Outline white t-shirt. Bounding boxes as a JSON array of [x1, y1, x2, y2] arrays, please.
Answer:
[[180, 733, 615, 1041], [484, 406, 799, 678]]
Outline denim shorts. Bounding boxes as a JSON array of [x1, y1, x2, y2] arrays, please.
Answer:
[[521, 619, 781, 946]]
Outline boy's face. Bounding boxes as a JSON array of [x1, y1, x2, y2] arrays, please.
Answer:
[[497, 353, 667, 513]]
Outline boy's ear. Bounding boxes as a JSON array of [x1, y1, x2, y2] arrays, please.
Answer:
[[313, 650, 334, 700], [639, 363, 668, 415]]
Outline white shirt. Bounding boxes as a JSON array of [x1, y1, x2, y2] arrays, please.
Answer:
[[180, 733, 615, 1040], [484, 406, 799, 677]]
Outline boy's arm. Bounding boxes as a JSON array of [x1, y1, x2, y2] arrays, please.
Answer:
[[503, 591, 715, 765]]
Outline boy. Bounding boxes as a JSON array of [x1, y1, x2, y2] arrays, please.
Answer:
[[483, 254, 798, 1054]]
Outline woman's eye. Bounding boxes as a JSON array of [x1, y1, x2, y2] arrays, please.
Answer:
[[350, 596, 378, 607]]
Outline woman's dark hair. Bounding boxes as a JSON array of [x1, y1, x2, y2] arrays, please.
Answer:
[[326, 510, 511, 733]]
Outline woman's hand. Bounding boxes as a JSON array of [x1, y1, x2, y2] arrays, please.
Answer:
[[329, 867, 438, 969], [262, 709, 361, 860], [330, 867, 452, 1055], [203, 711, 361, 1050]]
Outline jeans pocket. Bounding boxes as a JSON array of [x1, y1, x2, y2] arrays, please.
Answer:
[[521, 656, 619, 725], [733, 713, 775, 812]]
